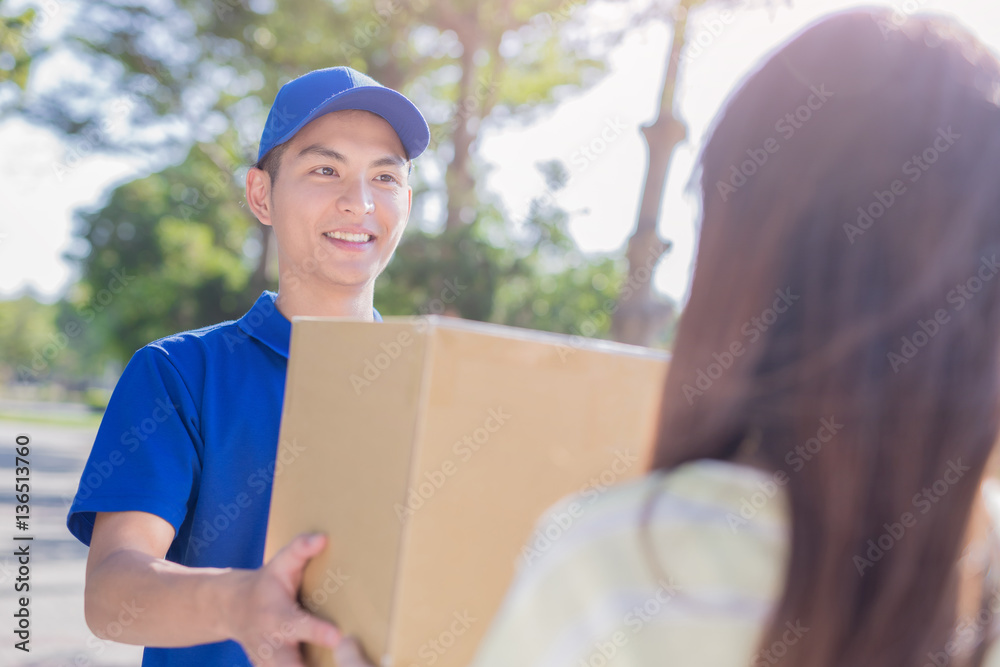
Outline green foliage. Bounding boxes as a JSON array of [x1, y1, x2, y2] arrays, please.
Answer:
[[0, 293, 111, 386], [5, 0, 627, 383], [65, 140, 261, 361], [19, 0, 603, 157], [379, 162, 624, 339], [488, 187, 624, 338], [0, 2, 35, 89], [377, 220, 502, 323], [0, 294, 59, 379]]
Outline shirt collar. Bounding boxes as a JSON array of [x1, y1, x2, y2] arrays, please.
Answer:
[[236, 291, 382, 359]]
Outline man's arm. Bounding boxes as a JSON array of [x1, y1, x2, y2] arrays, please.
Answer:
[[85, 511, 340, 663]]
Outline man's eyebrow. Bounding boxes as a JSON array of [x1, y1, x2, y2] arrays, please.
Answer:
[[296, 144, 407, 171], [296, 144, 346, 162], [370, 154, 407, 170]]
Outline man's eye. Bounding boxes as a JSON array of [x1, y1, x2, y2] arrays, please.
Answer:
[[377, 174, 399, 184], [315, 166, 336, 176]]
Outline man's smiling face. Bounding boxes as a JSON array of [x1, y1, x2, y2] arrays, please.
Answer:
[[252, 109, 412, 292]]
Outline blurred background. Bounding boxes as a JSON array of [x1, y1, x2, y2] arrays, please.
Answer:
[[1, 0, 999, 664]]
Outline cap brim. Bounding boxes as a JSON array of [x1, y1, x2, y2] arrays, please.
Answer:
[[267, 87, 430, 161]]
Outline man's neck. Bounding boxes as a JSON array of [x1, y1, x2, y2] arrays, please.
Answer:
[[273, 284, 375, 321]]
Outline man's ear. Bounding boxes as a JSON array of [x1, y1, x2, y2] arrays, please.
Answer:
[[246, 167, 274, 227]]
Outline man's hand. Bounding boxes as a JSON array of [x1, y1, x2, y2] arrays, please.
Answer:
[[229, 532, 341, 666], [85, 512, 342, 664]]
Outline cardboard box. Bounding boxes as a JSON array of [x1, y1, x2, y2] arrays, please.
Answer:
[[263, 317, 668, 667]]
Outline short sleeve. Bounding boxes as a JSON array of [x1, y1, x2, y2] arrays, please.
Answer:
[[67, 345, 204, 546]]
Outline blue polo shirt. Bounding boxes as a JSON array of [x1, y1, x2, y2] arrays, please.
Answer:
[[67, 291, 381, 666]]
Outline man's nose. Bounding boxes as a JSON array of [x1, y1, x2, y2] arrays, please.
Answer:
[[337, 177, 374, 216]]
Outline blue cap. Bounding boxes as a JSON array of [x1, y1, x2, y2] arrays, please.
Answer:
[[257, 66, 430, 163]]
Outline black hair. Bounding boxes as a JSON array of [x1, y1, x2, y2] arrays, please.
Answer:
[[253, 142, 290, 186]]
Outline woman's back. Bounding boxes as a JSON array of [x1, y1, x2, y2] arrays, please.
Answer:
[[473, 460, 1000, 666]]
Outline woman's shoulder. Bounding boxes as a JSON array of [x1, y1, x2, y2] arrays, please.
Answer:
[[476, 459, 791, 667], [522, 458, 791, 599], [542, 457, 791, 539]]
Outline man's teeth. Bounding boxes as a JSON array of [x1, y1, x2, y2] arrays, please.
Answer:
[[325, 231, 372, 243]]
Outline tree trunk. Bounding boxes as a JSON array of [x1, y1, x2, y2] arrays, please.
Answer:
[[444, 12, 482, 231], [610, 2, 693, 347]]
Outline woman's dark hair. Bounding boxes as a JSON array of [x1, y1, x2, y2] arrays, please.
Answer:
[[649, 8, 1000, 666]]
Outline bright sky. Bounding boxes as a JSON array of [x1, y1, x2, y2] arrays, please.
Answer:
[[3, 0, 999, 306]]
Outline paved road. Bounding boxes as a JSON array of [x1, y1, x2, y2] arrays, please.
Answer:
[[0, 419, 143, 666]]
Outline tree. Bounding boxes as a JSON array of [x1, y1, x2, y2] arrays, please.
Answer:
[[64, 139, 258, 360], [378, 160, 624, 336], [0, 290, 113, 388], [0, 1, 35, 89], [0, 291, 59, 384], [13, 0, 615, 367], [610, 0, 789, 346]]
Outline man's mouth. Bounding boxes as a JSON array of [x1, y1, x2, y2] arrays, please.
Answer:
[[323, 231, 374, 243]]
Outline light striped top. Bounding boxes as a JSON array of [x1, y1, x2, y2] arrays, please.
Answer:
[[469, 459, 1000, 667]]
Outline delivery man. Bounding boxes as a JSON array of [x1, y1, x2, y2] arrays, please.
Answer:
[[66, 66, 429, 666]]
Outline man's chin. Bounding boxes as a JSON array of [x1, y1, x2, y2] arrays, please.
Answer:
[[321, 271, 379, 292]]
